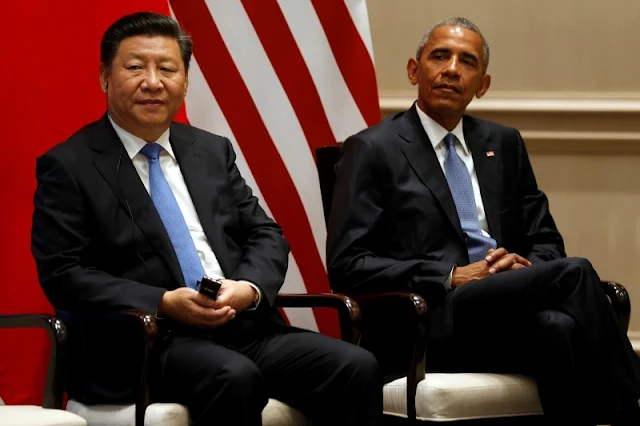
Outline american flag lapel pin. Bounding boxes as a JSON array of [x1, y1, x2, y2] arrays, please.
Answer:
[[486, 151, 495, 157]]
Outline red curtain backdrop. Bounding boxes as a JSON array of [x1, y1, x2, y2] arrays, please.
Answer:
[[0, 0, 182, 405]]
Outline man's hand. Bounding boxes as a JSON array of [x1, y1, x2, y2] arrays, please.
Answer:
[[485, 248, 531, 274], [451, 247, 531, 288], [213, 279, 257, 313], [158, 287, 235, 328]]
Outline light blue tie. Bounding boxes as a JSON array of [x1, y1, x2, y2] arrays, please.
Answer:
[[140, 143, 204, 289], [443, 133, 497, 263]]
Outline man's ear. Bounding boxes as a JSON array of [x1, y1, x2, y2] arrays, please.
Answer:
[[99, 64, 109, 93], [475, 73, 491, 99], [407, 57, 419, 86]]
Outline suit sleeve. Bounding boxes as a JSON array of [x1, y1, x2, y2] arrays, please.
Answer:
[[31, 154, 166, 313], [327, 135, 452, 299], [514, 130, 566, 263], [223, 139, 289, 308]]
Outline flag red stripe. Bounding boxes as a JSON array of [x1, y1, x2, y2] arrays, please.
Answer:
[[241, 0, 337, 157], [171, 0, 339, 337], [311, 0, 380, 126]]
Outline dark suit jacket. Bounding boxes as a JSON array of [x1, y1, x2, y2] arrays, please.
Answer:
[[327, 104, 565, 303], [31, 114, 289, 402]]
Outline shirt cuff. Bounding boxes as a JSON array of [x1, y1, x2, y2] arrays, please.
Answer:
[[444, 267, 454, 290], [238, 280, 262, 310]]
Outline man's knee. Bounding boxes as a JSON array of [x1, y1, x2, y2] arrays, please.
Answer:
[[201, 355, 266, 401], [534, 310, 578, 340], [564, 257, 595, 276], [555, 257, 601, 296], [221, 356, 264, 387], [339, 345, 381, 384]]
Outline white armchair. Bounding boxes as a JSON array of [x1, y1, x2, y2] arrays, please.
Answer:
[[59, 293, 359, 425], [0, 315, 87, 426], [352, 284, 629, 424], [0, 402, 87, 426], [65, 397, 309, 426]]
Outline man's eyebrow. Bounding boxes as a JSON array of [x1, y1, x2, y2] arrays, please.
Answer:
[[428, 48, 479, 64], [124, 53, 179, 63], [429, 47, 452, 55]]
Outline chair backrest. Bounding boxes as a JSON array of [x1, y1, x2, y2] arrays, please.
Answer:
[[315, 145, 425, 384], [315, 145, 342, 227]]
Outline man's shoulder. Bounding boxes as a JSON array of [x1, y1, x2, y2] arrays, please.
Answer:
[[347, 109, 409, 146], [170, 121, 230, 146], [41, 119, 105, 162], [463, 114, 519, 137]]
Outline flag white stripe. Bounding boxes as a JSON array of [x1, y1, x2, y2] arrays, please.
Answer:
[[204, 0, 328, 271], [185, 57, 319, 333], [345, 0, 375, 61], [276, 0, 368, 142]]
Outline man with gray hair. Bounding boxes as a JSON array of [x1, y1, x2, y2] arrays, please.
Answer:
[[328, 16, 640, 424]]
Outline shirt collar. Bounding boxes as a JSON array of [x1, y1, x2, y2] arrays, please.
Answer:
[[108, 115, 174, 160], [414, 104, 468, 155]]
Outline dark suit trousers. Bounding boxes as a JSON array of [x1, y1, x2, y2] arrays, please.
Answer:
[[440, 257, 640, 424], [150, 320, 382, 426]]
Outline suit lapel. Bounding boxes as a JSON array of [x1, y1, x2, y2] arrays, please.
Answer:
[[170, 125, 232, 277], [463, 116, 502, 245], [398, 106, 465, 243], [90, 114, 185, 287]]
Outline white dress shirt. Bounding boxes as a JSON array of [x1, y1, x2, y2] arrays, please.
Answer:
[[109, 116, 261, 306], [415, 106, 491, 235], [415, 106, 493, 287]]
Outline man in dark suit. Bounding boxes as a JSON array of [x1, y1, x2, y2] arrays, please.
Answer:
[[327, 16, 640, 425], [31, 11, 380, 426]]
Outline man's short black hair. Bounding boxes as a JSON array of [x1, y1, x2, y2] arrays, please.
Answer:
[[100, 11, 193, 72]]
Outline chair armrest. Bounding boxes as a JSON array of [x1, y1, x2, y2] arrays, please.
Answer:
[[120, 309, 160, 341], [59, 310, 158, 426], [349, 292, 428, 421], [352, 291, 428, 318], [601, 280, 631, 333], [120, 310, 158, 426], [0, 314, 67, 409], [350, 292, 428, 373], [276, 293, 360, 344]]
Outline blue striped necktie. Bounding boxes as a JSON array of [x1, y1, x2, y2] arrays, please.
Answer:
[[443, 133, 497, 262], [140, 143, 204, 288]]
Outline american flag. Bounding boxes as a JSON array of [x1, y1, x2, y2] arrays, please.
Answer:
[[169, 0, 380, 336]]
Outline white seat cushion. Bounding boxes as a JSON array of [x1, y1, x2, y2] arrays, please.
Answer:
[[384, 373, 543, 421], [67, 398, 309, 426], [66, 401, 188, 426], [0, 405, 87, 426], [262, 399, 310, 426]]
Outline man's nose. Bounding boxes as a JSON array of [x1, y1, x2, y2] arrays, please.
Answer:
[[142, 70, 163, 90], [442, 57, 461, 78]]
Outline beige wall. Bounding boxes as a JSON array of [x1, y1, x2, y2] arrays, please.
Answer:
[[367, 0, 640, 331], [369, 0, 640, 94]]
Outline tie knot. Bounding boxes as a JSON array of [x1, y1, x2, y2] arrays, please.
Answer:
[[140, 143, 162, 161], [444, 133, 457, 151]]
